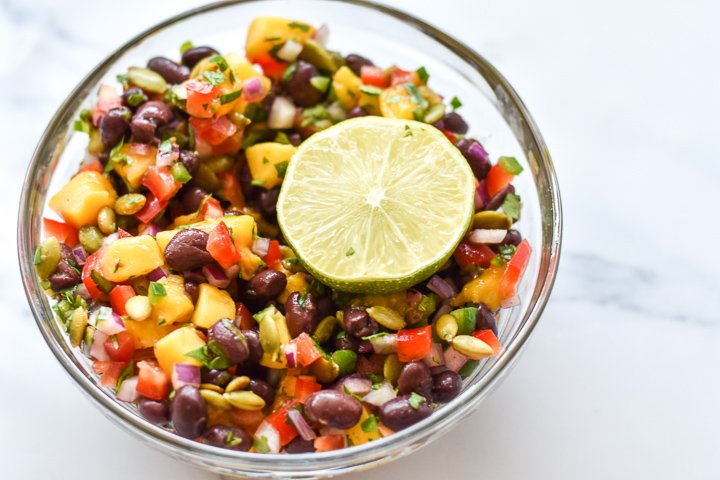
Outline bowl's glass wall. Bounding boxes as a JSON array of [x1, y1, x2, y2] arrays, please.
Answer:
[[18, 1, 561, 478]]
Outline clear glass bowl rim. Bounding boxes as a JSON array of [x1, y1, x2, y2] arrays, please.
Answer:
[[16, 0, 562, 476]]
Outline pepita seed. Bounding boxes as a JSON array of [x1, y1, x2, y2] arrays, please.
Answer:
[[435, 314, 459, 342], [97, 207, 117, 235], [204, 156, 234, 174], [423, 103, 446, 124], [472, 211, 513, 230], [451, 335, 494, 360], [69, 308, 88, 347], [309, 356, 340, 384], [127, 67, 168, 93], [313, 316, 337, 345], [225, 376, 250, 393], [298, 39, 343, 74], [199, 383, 224, 394], [223, 391, 266, 410], [259, 316, 280, 353], [200, 389, 232, 410], [383, 354, 403, 385], [125, 295, 152, 321], [115, 194, 147, 216], [35, 236, 61, 279], [79, 225, 104, 254], [366, 306, 406, 331]]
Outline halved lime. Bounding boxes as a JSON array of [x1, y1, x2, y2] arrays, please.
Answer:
[[277, 116, 475, 293]]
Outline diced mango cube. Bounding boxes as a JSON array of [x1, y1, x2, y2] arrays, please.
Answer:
[[347, 408, 381, 445], [125, 319, 180, 349], [151, 275, 194, 326], [49, 171, 117, 229], [245, 142, 296, 189], [153, 327, 206, 377], [332, 66, 362, 109], [113, 143, 157, 190], [156, 215, 256, 253], [451, 265, 505, 311], [192, 283, 236, 329], [100, 235, 164, 283], [246, 17, 316, 62]]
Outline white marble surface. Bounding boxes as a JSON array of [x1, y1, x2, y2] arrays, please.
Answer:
[[2, 0, 719, 478]]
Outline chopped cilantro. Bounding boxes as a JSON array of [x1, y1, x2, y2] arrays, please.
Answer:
[[301, 104, 330, 127], [115, 361, 134, 394], [362, 332, 389, 341], [203, 70, 226, 86], [105, 139, 127, 172], [403, 124, 413, 137], [368, 374, 384, 385], [343, 384, 364, 401], [116, 73, 129, 85], [250, 179, 266, 186], [274, 160, 289, 178], [501, 192, 521, 220], [492, 244, 517, 266], [281, 62, 298, 83], [265, 36, 282, 42], [404, 83, 428, 109], [171, 162, 192, 183], [416, 66, 429, 83], [450, 96, 463, 110], [148, 281, 167, 305], [125, 90, 147, 107], [310, 76, 330, 92], [209, 54, 229, 71], [408, 392, 426, 410], [385, 95, 402, 104], [73, 118, 90, 134], [298, 292, 309, 310], [179, 40, 194, 54], [33, 247, 42, 265], [361, 414, 378, 433], [274, 132, 290, 144], [253, 435, 270, 453], [219, 89, 243, 105], [498, 156, 524, 175], [358, 85, 382, 97], [225, 430, 244, 447], [185, 340, 233, 370], [287, 21, 311, 32], [345, 247, 355, 257]]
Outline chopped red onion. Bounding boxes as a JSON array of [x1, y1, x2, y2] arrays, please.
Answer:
[[89, 329, 110, 361], [468, 141, 490, 166], [93, 307, 126, 335], [368, 333, 397, 354], [287, 407, 316, 441], [284, 342, 297, 368], [326, 101, 346, 122], [72, 246, 87, 266], [143, 223, 163, 237], [276, 39, 303, 62], [427, 275, 456, 301], [477, 179, 490, 205], [147, 266, 168, 281], [406, 289, 422, 308], [474, 186, 484, 210], [243, 77, 265, 102], [171, 363, 201, 390], [431, 301, 452, 322], [501, 294, 521, 308], [116, 376, 139, 402], [430, 365, 450, 376], [444, 346, 468, 372], [337, 376, 372, 397], [254, 421, 281, 453], [267, 96, 296, 129], [102, 232, 119, 247], [156, 142, 179, 167], [313, 23, 330, 46], [203, 264, 230, 288], [75, 284, 92, 303], [362, 381, 397, 407], [318, 427, 347, 438], [224, 264, 240, 279], [423, 343, 445, 367], [468, 229, 508, 244], [251, 237, 270, 257]]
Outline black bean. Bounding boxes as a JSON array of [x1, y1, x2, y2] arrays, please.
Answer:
[[241, 329, 263, 365], [484, 184, 515, 211], [201, 368, 233, 388], [163, 228, 214, 271], [181, 269, 207, 285], [476, 303, 498, 335], [170, 386, 207, 439], [179, 150, 200, 175], [343, 306, 378, 338], [248, 378, 276, 406], [441, 112, 468, 134], [208, 319, 249, 365], [334, 333, 358, 353], [455, 138, 491, 180], [285, 292, 318, 338], [397, 361, 433, 398], [202, 425, 251, 451], [357, 340, 373, 355], [147, 56, 190, 84], [344, 54, 373, 75], [121, 87, 147, 108], [282, 60, 324, 107], [316, 297, 337, 320], [502, 229, 522, 246], [238, 157, 258, 198], [99, 107, 131, 147], [287, 131, 302, 146], [304, 390, 362, 429], [138, 398, 170, 425], [184, 281, 199, 303], [346, 106, 368, 118], [131, 100, 173, 144], [182, 186, 208, 213], [378, 395, 432, 431], [432, 370, 462, 403], [181, 46, 219, 69], [285, 436, 316, 454], [245, 270, 287, 302], [258, 187, 280, 217], [48, 261, 81, 290]]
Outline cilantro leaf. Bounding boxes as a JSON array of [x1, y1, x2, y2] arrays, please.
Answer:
[[408, 392, 426, 410], [274, 160, 289, 178], [345, 247, 355, 257], [287, 21, 311, 32], [203, 70, 226, 86], [148, 281, 167, 305], [179, 40, 194, 54], [253, 435, 270, 453], [209, 54, 229, 71], [501, 192, 521, 220], [450, 96, 463, 110], [115, 361, 135, 394], [361, 414, 378, 433], [219, 90, 243, 105], [416, 66, 429, 83]]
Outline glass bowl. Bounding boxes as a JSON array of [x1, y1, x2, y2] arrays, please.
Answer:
[[17, 0, 562, 477]]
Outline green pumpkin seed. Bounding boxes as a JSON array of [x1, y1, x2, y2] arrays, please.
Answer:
[[125, 295, 151, 321], [225, 375, 250, 393], [313, 316, 337, 345], [223, 391, 266, 410], [68, 308, 88, 347], [366, 306, 406, 331], [423, 103, 446, 124], [298, 39, 344, 74], [451, 335, 494, 360], [199, 383, 224, 394], [127, 67, 167, 94], [79, 225, 104, 254], [259, 316, 281, 354], [204, 156, 235, 174], [201, 389, 232, 410], [310, 356, 340, 384], [383, 354, 403, 385], [192, 163, 220, 192], [34, 236, 61, 279], [97, 207, 117, 235], [435, 314, 459, 342], [115, 193, 147, 215], [472, 211, 513, 230]]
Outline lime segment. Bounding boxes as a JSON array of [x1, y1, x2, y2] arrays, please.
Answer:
[[277, 117, 475, 293]]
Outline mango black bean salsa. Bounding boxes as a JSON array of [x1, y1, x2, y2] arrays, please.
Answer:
[[35, 16, 532, 453]]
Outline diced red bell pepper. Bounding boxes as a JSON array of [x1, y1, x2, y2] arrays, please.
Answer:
[[136, 360, 171, 400], [263, 240, 282, 269], [453, 241, 495, 269], [135, 192, 168, 224], [293, 333, 322, 367], [109, 285, 135, 316], [235, 302, 256, 330], [294, 376, 322, 403], [314, 435, 346, 452], [206, 221, 241, 269], [185, 80, 217, 118], [142, 166, 181, 203], [82, 250, 104, 300], [92, 84, 122, 125], [389, 68, 419, 87], [189, 116, 238, 146], [472, 329, 501, 355], [486, 163, 514, 198], [116, 228, 133, 239], [218, 170, 245, 208], [104, 331, 136, 362], [360, 65, 388, 88], [201, 196, 224, 220], [43, 218, 79, 247], [252, 55, 287, 81], [442, 129, 457, 144], [396, 325, 433, 362], [77, 156, 103, 174], [499, 239, 532, 299], [92, 360, 127, 388], [266, 402, 300, 446]]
